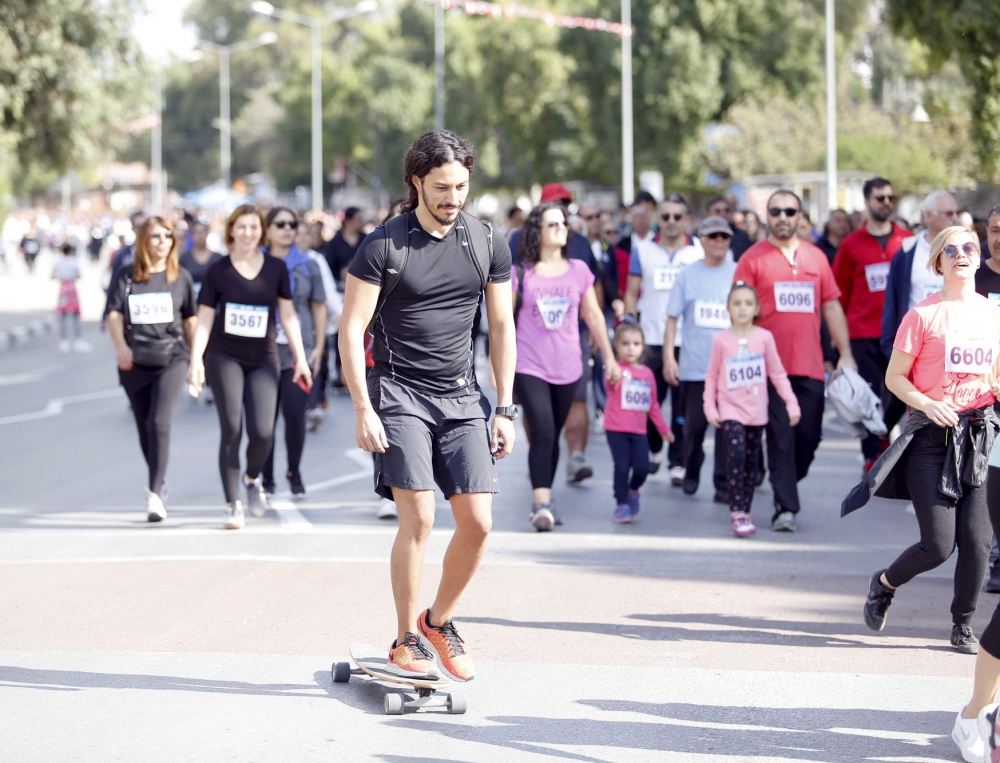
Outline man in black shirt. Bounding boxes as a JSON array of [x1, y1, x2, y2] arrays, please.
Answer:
[[324, 207, 365, 288], [340, 130, 516, 684]]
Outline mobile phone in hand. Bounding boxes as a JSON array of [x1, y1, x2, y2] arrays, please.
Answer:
[[296, 375, 312, 393]]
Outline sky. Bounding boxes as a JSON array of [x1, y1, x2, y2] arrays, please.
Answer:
[[131, 0, 197, 62]]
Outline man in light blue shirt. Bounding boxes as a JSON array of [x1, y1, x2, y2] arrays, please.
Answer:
[[664, 216, 738, 500]]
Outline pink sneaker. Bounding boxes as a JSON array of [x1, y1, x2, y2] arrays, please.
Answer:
[[731, 511, 756, 537]]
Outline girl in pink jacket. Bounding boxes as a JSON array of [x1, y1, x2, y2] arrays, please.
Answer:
[[604, 322, 673, 523], [704, 282, 801, 536]]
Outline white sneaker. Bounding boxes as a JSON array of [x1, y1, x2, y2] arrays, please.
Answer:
[[145, 489, 167, 522], [57, 339, 70, 353], [953, 705, 985, 763], [979, 703, 1000, 761], [377, 498, 398, 519], [649, 451, 662, 474], [225, 500, 245, 530], [73, 339, 92, 353], [669, 465, 686, 487], [307, 408, 324, 432]]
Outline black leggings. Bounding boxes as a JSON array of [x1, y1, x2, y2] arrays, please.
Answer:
[[205, 353, 280, 503], [263, 367, 310, 480], [978, 468, 1000, 656], [721, 421, 763, 514], [119, 360, 187, 495], [885, 426, 991, 627], [514, 372, 578, 490]]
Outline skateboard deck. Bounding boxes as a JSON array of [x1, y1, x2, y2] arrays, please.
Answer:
[[348, 643, 448, 689], [332, 643, 466, 715]]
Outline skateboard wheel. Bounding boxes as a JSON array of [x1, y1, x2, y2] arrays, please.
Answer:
[[332, 662, 351, 683], [447, 692, 466, 714], [385, 693, 405, 715]]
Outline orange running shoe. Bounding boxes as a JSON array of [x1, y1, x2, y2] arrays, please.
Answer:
[[386, 632, 438, 679], [417, 609, 474, 682]]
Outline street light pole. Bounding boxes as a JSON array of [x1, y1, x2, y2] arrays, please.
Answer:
[[621, 0, 634, 206], [435, 2, 445, 129], [249, 1, 378, 211], [152, 68, 163, 210], [825, 0, 837, 212], [196, 32, 279, 191]]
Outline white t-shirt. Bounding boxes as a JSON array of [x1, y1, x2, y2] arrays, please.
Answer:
[[630, 238, 703, 347], [908, 232, 942, 310], [52, 257, 80, 281]]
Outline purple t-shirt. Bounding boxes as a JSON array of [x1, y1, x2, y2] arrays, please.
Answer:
[[513, 259, 595, 384]]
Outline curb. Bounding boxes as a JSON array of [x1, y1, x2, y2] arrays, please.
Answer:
[[0, 316, 56, 352]]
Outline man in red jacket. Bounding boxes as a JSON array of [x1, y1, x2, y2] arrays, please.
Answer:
[[832, 178, 910, 473]]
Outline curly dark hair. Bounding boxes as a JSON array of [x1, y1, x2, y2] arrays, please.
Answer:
[[401, 130, 475, 214], [519, 203, 569, 267]]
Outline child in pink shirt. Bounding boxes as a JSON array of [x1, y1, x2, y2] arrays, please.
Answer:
[[604, 322, 673, 523], [704, 282, 801, 536]]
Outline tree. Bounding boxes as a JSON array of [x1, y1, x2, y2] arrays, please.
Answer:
[[0, 0, 145, 183], [885, 0, 1000, 179]]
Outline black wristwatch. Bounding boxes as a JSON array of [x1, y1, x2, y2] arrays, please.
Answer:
[[494, 405, 518, 421]]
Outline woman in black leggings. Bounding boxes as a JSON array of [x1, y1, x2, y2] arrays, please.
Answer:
[[107, 217, 197, 522], [260, 207, 327, 497], [512, 203, 619, 531], [188, 204, 312, 529]]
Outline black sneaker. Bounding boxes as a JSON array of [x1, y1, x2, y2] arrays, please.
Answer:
[[288, 470, 306, 498], [864, 570, 895, 632], [951, 624, 980, 654], [713, 488, 730, 504], [986, 567, 1000, 594], [682, 477, 698, 495], [261, 476, 276, 495]]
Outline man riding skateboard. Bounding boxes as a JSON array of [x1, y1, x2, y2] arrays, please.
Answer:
[[339, 130, 516, 681]]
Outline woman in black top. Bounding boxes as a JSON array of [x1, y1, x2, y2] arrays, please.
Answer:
[[188, 204, 312, 530], [260, 207, 327, 497], [107, 217, 197, 522]]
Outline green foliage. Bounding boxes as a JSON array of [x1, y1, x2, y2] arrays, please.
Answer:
[[0, 0, 145, 189], [885, 0, 1000, 179]]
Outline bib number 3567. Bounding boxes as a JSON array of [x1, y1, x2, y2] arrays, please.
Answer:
[[224, 303, 269, 338], [945, 333, 994, 375]]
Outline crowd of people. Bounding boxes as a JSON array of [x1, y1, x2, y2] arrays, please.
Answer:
[[9, 129, 1000, 760]]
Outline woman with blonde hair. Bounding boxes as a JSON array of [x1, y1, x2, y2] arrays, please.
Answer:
[[106, 216, 198, 522]]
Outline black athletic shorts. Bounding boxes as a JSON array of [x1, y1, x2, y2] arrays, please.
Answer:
[[368, 373, 499, 500]]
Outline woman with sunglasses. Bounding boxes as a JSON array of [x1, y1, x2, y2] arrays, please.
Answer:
[[188, 204, 313, 529], [513, 202, 621, 531], [847, 229, 1000, 684], [259, 207, 327, 497], [106, 217, 197, 522]]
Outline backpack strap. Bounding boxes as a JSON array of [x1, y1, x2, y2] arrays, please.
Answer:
[[366, 213, 411, 335], [458, 209, 492, 291]]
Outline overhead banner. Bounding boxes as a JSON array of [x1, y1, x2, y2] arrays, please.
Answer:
[[423, 0, 631, 38]]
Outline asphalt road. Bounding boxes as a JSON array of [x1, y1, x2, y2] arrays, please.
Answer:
[[0, 294, 990, 762]]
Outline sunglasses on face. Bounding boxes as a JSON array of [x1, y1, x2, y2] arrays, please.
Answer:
[[273, 220, 298, 230], [943, 242, 979, 259], [706, 232, 732, 241], [148, 232, 173, 241], [660, 213, 684, 222], [546, 221, 567, 230], [873, 194, 895, 204], [582, 214, 599, 221], [768, 207, 800, 218]]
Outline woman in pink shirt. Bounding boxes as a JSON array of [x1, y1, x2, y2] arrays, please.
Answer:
[[513, 203, 620, 532], [704, 282, 800, 536], [603, 322, 673, 523]]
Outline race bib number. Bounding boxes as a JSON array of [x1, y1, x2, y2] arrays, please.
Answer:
[[224, 303, 269, 338], [864, 262, 890, 293], [945, 333, 994, 375], [193, 282, 202, 299], [621, 379, 652, 412], [725, 354, 766, 390], [693, 300, 730, 329], [989, 293, 1000, 305], [276, 321, 288, 345], [536, 296, 571, 330], [128, 292, 173, 325], [653, 266, 680, 291], [774, 281, 815, 313]]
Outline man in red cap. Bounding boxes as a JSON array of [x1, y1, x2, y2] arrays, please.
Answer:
[[509, 183, 604, 492]]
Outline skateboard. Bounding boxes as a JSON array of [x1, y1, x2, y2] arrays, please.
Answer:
[[332, 643, 467, 715]]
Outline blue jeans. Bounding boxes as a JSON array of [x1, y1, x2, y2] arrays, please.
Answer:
[[606, 431, 651, 504]]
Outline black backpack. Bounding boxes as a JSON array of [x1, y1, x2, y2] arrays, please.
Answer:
[[367, 209, 494, 334]]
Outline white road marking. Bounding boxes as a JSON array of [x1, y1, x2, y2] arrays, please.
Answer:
[[827, 727, 943, 746], [0, 388, 123, 425], [344, 447, 373, 469], [0, 366, 58, 387], [268, 498, 313, 531]]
